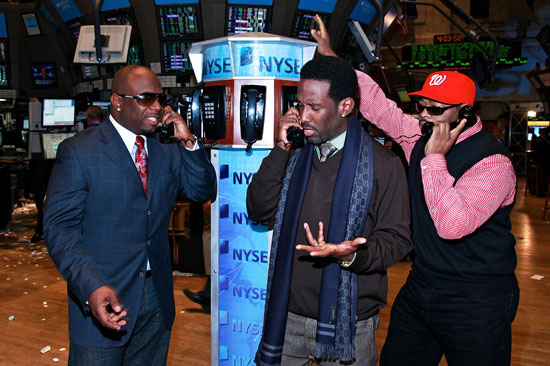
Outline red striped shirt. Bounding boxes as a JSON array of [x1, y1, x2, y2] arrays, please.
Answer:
[[356, 71, 516, 240]]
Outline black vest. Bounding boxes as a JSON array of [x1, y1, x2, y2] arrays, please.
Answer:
[[408, 129, 518, 292]]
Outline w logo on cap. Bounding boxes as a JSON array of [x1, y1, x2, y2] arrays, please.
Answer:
[[429, 74, 447, 86]]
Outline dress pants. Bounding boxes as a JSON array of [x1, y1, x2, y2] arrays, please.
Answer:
[[380, 275, 519, 366], [68, 274, 171, 366], [281, 311, 380, 366]]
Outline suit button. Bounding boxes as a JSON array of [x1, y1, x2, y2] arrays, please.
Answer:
[[145, 240, 150, 246], [139, 271, 144, 277], [146, 210, 151, 216]]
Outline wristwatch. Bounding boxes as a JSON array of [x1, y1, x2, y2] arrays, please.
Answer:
[[338, 252, 357, 268]]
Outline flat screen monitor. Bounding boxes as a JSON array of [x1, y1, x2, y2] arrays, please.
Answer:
[[0, 64, 8, 88], [0, 40, 8, 62], [30, 62, 58, 88], [96, 0, 131, 11], [290, 9, 329, 41], [51, 0, 81, 21], [41, 132, 76, 159], [161, 41, 192, 74], [101, 10, 139, 41], [349, 0, 380, 25], [157, 5, 202, 39], [155, 0, 199, 3], [81, 64, 100, 79], [92, 101, 111, 116], [127, 43, 143, 65], [22, 13, 41, 36], [0, 13, 7, 38], [66, 18, 82, 44], [296, 0, 337, 13], [38, 2, 59, 33], [42, 99, 76, 127], [226, 5, 271, 35]]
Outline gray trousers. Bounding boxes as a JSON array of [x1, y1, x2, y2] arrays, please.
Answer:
[[281, 311, 380, 366]]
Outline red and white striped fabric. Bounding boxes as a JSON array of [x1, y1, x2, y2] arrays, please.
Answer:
[[356, 71, 516, 240]]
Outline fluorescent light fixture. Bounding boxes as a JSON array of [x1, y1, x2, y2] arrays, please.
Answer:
[[527, 110, 537, 118]]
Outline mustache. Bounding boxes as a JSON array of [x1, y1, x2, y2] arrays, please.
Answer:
[[302, 122, 319, 133]]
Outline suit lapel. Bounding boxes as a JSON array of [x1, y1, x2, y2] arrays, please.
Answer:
[[146, 137, 161, 201], [100, 120, 144, 195]]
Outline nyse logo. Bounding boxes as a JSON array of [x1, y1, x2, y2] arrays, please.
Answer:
[[258, 56, 301, 75], [233, 171, 254, 185], [203, 57, 231, 75], [233, 285, 267, 300], [232, 355, 255, 366], [232, 248, 268, 263], [232, 319, 263, 335], [233, 211, 268, 227]]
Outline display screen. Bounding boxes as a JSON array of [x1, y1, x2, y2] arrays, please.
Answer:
[[155, 0, 198, 3], [41, 132, 76, 159], [157, 5, 201, 39], [81, 65, 100, 79], [0, 39, 8, 62], [0, 64, 8, 88], [42, 99, 76, 127], [22, 13, 41, 36], [290, 10, 328, 41], [161, 41, 192, 73], [51, 0, 81, 21], [127, 43, 143, 65], [226, 6, 270, 35], [228, 0, 272, 4], [101, 10, 138, 40], [0, 13, 7, 38], [66, 18, 82, 44], [95, 0, 131, 11], [297, 0, 337, 13], [38, 3, 59, 33], [23, 119, 29, 129], [399, 40, 528, 70], [92, 101, 111, 117], [30, 63, 58, 88], [349, 0, 380, 25]]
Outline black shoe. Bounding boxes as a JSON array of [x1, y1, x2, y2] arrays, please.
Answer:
[[183, 289, 210, 313], [31, 232, 43, 243]]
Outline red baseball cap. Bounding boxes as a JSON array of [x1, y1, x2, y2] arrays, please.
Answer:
[[409, 71, 476, 106]]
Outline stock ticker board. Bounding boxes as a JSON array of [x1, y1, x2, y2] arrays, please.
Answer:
[[397, 39, 527, 70]]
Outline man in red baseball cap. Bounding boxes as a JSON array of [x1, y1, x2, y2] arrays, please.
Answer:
[[313, 15, 518, 366]]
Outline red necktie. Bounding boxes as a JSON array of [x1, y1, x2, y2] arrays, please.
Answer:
[[135, 136, 148, 196]]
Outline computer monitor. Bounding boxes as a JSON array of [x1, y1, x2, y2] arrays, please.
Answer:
[[156, 4, 202, 39], [101, 9, 139, 41], [100, 0, 131, 11], [92, 101, 111, 117], [41, 132, 76, 159], [66, 18, 83, 44], [81, 64, 100, 80], [30, 62, 58, 88], [22, 13, 41, 36], [290, 10, 329, 41], [295, 0, 337, 13], [225, 5, 271, 35], [42, 99, 76, 127], [0, 64, 8, 88], [161, 41, 192, 74], [127, 42, 144, 65]]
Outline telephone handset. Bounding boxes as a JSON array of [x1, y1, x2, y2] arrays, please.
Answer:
[[240, 85, 266, 152], [421, 105, 477, 141], [280, 85, 304, 147], [156, 94, 199, 142]]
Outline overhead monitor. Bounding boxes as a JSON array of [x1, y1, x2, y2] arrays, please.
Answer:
[[156, 5, 202, 39], [0, 64, 8, 88], [161, 41, 192, 74], [350, 0, 380, 25], [296, 0, 337, 13], [226, 5, 271, 35], [73, 25, 132, 64], [81, 64, 100, 80], [0, 39, 8, 62], [101, 9, 139, 41], [30, 62, 58, 88], [22, 13, 41, 36], [290, 10, 329, 41], [51, 0, 81, 21], [0, 13, 7, 38], [38, 2, 60, 33], [93, 101, 111, 117], [95, 0, 131, 11], [66, 18, 83, 44], [155, 0, 199, 3], [127, 43, 143, 65], [42, 99, 76, 127], [227, 0, 272, 4], [41, 132, 76, 159]]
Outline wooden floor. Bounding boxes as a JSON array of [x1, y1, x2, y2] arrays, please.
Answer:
[[0, 177, 549, 366]]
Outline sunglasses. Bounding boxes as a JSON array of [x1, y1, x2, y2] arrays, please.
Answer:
[[116, 93, 167, 107], [415, 102, 458, 116]]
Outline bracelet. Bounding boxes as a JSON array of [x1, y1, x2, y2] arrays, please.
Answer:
[[274, 138, 291, 148], [338, 252, 357, 268]]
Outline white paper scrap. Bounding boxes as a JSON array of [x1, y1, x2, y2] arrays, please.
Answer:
[[41, 346, 51, 354], [8, 315, 14, 321], [530, 275, 545, 280]]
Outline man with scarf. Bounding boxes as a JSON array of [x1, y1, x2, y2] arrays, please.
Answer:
[[312, 14, 518, 366], [247, 55, 412, 366]]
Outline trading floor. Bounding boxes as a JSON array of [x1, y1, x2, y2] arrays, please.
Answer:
[[0, 178, 549, 366]]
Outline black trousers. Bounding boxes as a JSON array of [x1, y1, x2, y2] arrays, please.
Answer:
[[380, 275, 519, 366]]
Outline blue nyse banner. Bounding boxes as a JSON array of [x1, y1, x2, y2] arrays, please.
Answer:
[[215, 148, 271, 366], [231, 42, 304, 79]]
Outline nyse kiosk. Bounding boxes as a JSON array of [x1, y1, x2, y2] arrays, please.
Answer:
[[188, 33, 316, 365]]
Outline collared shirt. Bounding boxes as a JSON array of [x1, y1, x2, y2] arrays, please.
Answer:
[[355, 70, 516, 240], [315, 130, 347, 160]]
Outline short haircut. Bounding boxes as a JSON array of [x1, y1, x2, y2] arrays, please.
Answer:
[[86, 105, 104, 121], [300, 56, 358, 104]]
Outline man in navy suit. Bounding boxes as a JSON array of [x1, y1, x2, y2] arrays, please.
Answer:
[[44, 65, 217, 365]]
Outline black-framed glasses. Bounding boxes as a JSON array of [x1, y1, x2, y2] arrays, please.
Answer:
[[116, 93, 167, 107], [415, 102, 458, 116]]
